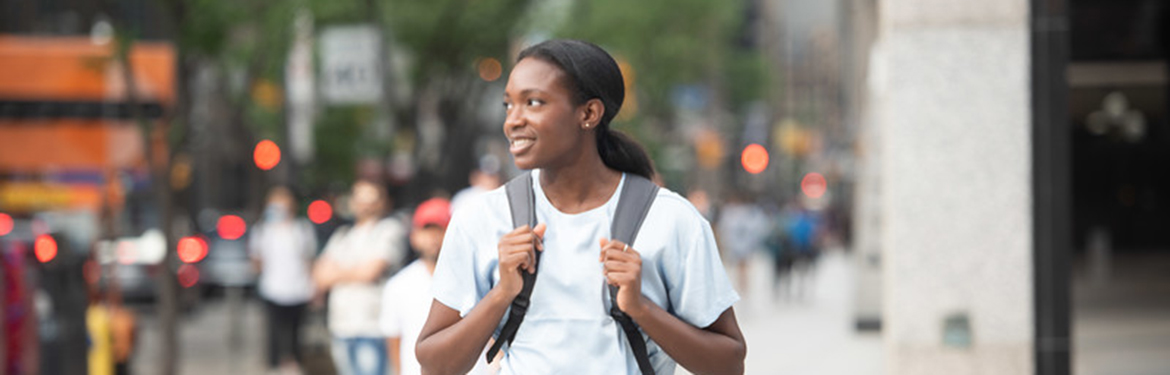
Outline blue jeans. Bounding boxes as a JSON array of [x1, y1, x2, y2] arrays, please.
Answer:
[[331, 337, 387, 375]]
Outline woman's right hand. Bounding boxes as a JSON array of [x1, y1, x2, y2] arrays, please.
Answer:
[[496, 223, 546, 299]]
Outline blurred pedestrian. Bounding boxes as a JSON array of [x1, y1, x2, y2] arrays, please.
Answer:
[[450, 156, 502, 216], [2, 241, 38, 375], [416, 39, 745, 375], [380, 198, 491, 375], [716, 192, 769, 296], [84, 259, 114, 375], [250, 186, 318, 375], [781, 199, 824, 298], [107, 285, 135, 375], [313, 180, 407, 375]]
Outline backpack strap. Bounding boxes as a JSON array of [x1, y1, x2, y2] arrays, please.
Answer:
[[486, 172, 538, 363], [486, 172, 659, 375], [608, 174, 659, 375]]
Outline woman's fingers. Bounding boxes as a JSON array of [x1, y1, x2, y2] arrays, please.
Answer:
[[499, 224, 546, 274], [600, 239, 642, 286], [601, 249, 641, 265], [501, 244, 534, 269], [599, 239, 626, 261], [501, 252, 530, 270], [603, 260, 636, 273], [604, 269, 638, 286]]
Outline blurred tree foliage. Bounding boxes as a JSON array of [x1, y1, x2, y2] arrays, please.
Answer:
[[556, 0, 771, 186], [161, 0, 768, 199]]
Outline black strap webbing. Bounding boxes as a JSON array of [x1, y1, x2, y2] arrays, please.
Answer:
[[487, 172, 659, 375]]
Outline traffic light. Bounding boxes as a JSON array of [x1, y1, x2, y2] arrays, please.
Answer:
[[741, 144, 769, 174]]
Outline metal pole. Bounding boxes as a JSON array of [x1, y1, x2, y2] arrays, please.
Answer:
[[1031, 0, 1073, 373]]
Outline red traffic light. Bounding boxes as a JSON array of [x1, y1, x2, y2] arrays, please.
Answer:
[[177, 236, 209, 263], [801, 172, 827, 199], [217, 215, 247, 240], [0, 212, 12, 237], [741, 144, 769, 174], [35, 234, 57, 263], [308, 200, 333, 224], [254, 140, 281, 171]]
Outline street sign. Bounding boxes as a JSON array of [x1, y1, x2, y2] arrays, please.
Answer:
[[319, 25, 383, 104]]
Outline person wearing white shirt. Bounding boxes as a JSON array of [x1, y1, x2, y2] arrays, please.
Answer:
[[314, 180, 406, 375], [380, 198, 491, 375], [249, 186, 317, 375], [416, 39, 746, 375]]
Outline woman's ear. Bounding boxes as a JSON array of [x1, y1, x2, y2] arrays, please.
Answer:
[[580, 98, 605, 129]]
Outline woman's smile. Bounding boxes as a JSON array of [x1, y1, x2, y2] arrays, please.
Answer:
[[509, 137, 535, 155]]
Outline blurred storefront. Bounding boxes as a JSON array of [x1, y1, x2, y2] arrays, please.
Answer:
[[0, 35, 175, 374], [847, 0, 1169, 374], [0, 36, 174, 238]]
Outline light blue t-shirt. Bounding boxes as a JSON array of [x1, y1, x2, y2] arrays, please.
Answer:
[[432, 170, 740, 375]]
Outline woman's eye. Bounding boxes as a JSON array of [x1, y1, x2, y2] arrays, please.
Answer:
[[503, 102, 513, 110], [527, 99, 543, 106]]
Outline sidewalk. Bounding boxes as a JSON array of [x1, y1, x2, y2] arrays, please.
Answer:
[[132, 290, 270, 375], [687, 249, 883, 375]]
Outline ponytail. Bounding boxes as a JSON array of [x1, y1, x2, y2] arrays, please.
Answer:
[[598, 128, 655, 179], [518, 39, 656, 180]]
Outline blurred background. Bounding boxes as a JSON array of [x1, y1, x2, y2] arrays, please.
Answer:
[[0, 0, 1167, 374]]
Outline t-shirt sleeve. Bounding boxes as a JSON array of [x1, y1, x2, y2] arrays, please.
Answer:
[[431, 207, 491, 317], [667, 215, 741, 328], [380, 277, 402, 337]]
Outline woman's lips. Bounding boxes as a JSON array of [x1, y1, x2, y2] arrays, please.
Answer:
[[510, 138, 534, 154]]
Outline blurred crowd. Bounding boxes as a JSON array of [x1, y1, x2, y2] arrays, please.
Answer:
[[2, 159, 846, 375]]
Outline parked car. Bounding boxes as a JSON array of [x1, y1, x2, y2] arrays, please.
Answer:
[[196, 233, 256, 290], [95, 228, 166, 300]]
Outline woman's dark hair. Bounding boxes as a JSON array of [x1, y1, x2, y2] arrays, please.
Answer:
[[517, 39, 655, 179]]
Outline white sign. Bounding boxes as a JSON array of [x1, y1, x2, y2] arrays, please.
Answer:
[[319, 25, 383, 104]]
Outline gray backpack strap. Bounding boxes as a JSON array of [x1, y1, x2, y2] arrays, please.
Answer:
[[608, 174, 659, 375], [487, 172, 538, 363], [505, 171, 536, 229], [611, 174, 659, 245]]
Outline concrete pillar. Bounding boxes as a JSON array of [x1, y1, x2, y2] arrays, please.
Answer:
[[873, 0, 1034, 374]]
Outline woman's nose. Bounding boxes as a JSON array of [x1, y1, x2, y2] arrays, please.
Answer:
[[504, 108, 524, 129]]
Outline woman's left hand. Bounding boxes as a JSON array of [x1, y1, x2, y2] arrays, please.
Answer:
[[600, 238, 647, 318]]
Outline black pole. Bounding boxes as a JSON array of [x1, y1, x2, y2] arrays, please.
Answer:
[[1031, 0, 1072, 374]]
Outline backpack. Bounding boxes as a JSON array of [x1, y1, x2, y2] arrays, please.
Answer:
[[485, 171, 659, 375]]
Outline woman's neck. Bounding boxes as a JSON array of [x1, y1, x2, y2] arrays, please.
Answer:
[[539, 152, 621, 214]]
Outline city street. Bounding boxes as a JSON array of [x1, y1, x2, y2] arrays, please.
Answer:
[[129, 249, 883, 375]]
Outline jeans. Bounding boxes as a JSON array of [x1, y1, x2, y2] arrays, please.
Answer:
[[331, 337, 387, 375]]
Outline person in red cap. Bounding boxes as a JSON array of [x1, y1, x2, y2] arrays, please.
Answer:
[[379, 198, 489, 375]]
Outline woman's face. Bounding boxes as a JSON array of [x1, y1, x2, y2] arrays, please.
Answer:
[[503, 58, 589, 170]]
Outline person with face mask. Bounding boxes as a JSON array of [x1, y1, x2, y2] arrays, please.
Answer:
[[249, 186, 318, 375]]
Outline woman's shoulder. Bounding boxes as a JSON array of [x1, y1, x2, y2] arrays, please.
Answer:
[[448, 184, 512, 231], [647, 186, 709, 228]]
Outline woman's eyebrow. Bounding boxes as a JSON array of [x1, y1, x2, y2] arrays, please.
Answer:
[[504, 88, 547, 98]]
